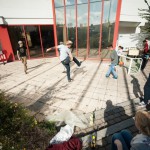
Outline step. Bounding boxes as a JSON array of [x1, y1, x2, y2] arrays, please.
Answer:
[[81, 117, 135, 148], [75, 98, 144, 135]]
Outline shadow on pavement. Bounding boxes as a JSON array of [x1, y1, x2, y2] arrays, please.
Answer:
[[130, 75, 143, 98], [27, 62, 50, 73]]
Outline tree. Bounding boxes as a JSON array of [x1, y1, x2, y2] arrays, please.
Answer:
[[139, 0, 150, 36]]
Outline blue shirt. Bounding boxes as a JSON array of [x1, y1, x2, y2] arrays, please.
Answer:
[[58, 44, 71, 61]]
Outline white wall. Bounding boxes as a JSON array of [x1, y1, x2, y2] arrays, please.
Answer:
[[0, 0, 53, 25], [118, 0, 149, 48], [120, 0, 148, 22]]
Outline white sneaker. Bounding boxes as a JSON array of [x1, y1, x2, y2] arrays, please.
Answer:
[[138, 101, 146, 107]]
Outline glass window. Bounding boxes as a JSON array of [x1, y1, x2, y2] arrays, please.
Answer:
[[54, 0, 119, 59], [65, 0, 75, 6], [40, 26, 55, 57], [56, 7, 65, 44], [8, 26, 26, 60], [77, 0, 88, 4], [55, 0, 64, 8], [66, 4, 76, 55], [25, 26, 42, 58], [101, 0, 117, 59], [89, 1, 102, 58], [77, 1, 88, 57]]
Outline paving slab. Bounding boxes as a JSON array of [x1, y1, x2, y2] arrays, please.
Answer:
[[0, 58, 150, 149]]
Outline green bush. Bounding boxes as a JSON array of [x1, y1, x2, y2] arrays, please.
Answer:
[[0, 91, 56, 150]]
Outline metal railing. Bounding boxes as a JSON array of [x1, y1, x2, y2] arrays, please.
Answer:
[[119, 55, 143, 74]]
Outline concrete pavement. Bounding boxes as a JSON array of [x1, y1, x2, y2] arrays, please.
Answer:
[[0, 58, 149, 116], [0, 57, 149, 149]]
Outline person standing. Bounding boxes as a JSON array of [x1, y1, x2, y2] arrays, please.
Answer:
[[17, 41, 28, 74], [139, 73, 150, 107], [46, 40, 81, 82], [59, 42, 66, 73], [106, 44, 118, 79], [116, 46, 123, 64], [144, 38, 149, 54], [141, 39, 149, 70]]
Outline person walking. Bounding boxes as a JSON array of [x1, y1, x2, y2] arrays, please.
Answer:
[[106, 44, 118, 79], [46, 40, 81, 82], [17, 41, 28, 74], [111, 110, 150, 150]]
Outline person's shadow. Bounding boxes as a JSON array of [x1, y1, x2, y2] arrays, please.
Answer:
[[130, 75, 143, 98], [104, 100, 130, 135], [101, 100, 135, 149]]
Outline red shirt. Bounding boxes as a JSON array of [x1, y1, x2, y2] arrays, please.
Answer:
[[144, 41, 149, 54]]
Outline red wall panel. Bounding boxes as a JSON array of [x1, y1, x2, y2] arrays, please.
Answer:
[[0, 26, 15, 62]]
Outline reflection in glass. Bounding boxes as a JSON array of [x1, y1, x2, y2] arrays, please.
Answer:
[[25, 26, 42, 58], [8, 26, 26, 60], [101, 0, 117, 59], [41, 26, 55, 57], [77, 1, 88, 57], [54, 0, 118, 59], [89, 1, 102, 58], [55, 7, 65, 44], [65, 0, 75, 6], [55, 0, 64, 7], [66, 4, 76, 55]]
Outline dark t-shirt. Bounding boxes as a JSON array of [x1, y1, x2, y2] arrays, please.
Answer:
[[17, 46, 27, 57]]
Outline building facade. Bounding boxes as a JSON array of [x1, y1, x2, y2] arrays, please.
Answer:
[[118, 0, 148, 49], [0, 0, 146, 62]]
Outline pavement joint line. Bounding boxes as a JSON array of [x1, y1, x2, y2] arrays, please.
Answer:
[[4, 62, 61, 92]]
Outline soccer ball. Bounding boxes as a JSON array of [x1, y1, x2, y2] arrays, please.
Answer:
[[119, 61, 124, 66]]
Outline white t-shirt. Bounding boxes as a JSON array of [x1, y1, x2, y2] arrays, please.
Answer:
[[116, 49, 123, 56], [57, 44, 71, 61]]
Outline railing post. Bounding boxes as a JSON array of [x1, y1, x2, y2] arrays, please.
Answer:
[[128, 58, 133, 74]]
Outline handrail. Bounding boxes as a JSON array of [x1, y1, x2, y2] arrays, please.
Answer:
[[119, 55, 143, 74]]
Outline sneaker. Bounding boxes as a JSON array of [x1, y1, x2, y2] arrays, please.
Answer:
[[138, 101, 146, 106], [79, 61, 82, 66], [68, 79, 73, 82], [77, 61, 82, 68], [106, 75, 109, 78], [146, 103, 150, 110], [113, 77, 118, 79]]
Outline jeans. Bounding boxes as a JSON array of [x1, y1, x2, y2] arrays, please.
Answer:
[[143, 73, 150, 104], [141, 54, 149, 70], [61, 56, 80, 80], [106, 64, 118, 78], [21, 56, 27, 73], [111, 130, 133, 150]]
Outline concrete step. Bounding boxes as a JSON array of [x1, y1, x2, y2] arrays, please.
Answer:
[[81, 117, 136, 149], [74, 98, 147, 149], [75, 98, 144, 135]]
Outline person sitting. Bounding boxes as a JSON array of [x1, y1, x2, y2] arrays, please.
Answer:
[[111, 110, 150, 150]]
